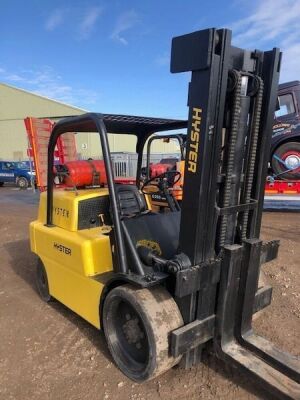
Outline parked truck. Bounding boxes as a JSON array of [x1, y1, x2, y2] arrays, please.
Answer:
[[0, 160, 35, 188], [271, 80, 300, 180]]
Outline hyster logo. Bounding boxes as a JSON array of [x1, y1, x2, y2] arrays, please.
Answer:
[[53, 242, 72, 255], [188, 107, 202, 173]]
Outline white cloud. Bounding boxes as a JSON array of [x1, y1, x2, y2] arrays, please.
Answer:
[[79, 6, 103, 39], [0, 66, 98, 108], [45, 9, 64, 31], [3, 73, 25, 82], [229, 0, 300, 82], [110, 10, 138, 45], [155, 52, 169, 67], [280, 43, 300, 82]]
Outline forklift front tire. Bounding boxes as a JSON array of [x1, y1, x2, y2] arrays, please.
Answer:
[[36, 259, 52, 302], [103, 284, 183, 382]]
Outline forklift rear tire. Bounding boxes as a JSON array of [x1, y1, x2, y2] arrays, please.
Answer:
[[103, 284, 183, 382], [36, 259, 52, 302], [0, 182, 4, 187]]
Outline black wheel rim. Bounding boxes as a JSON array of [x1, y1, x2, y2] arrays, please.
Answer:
[[107, 297, 150, 374]]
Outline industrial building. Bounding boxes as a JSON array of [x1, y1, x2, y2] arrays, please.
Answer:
[[0, 83, 181, 161]]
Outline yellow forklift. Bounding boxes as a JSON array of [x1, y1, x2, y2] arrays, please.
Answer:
[[30, 28, 300, 398]]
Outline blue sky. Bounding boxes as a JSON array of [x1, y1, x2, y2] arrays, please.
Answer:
[[1, 0, 299, 118]]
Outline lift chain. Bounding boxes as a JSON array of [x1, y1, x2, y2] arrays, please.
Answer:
[[241, 76, 264, 239], [219, 70, 242, 248]]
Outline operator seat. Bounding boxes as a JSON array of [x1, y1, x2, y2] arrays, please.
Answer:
[[123, 211, 181, 259], [114, 183, 181, 260], [114, 184, 147, 217]]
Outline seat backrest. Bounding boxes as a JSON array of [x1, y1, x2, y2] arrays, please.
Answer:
[[123, 211, 181, 259], [115, 184, 147, 217]]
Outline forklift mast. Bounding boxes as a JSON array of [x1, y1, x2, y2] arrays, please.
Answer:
[[173, 28, 279, 262], [169, 29, 299, 398]]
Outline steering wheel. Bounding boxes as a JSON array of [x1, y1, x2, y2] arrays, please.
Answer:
[[141, 170, 181, 193]]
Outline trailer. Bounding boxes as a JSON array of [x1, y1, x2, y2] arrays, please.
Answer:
[[264, 180, 300, 210]]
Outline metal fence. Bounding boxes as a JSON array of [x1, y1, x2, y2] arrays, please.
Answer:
[[110, 153, 138, 177], [110, 152, 181, 177]]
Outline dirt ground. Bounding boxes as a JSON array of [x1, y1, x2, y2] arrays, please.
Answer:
[[0, 186, 299, 400]]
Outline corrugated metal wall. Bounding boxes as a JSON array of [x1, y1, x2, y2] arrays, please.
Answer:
[[0, 83, 85, 160]]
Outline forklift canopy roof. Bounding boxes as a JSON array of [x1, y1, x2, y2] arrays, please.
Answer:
[[52, 113, 188, 154], [54, 112, 188, 137]]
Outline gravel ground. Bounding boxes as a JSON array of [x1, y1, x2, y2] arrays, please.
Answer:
[[0, 187, 299, 400]]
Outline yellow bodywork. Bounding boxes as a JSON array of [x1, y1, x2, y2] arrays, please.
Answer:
[[30, 189, 113, 329]]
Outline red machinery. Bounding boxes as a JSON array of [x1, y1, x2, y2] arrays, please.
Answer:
[[25, 117, 135, 191], [25, 117, 77, 191], [150, 162, 176, 177]]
